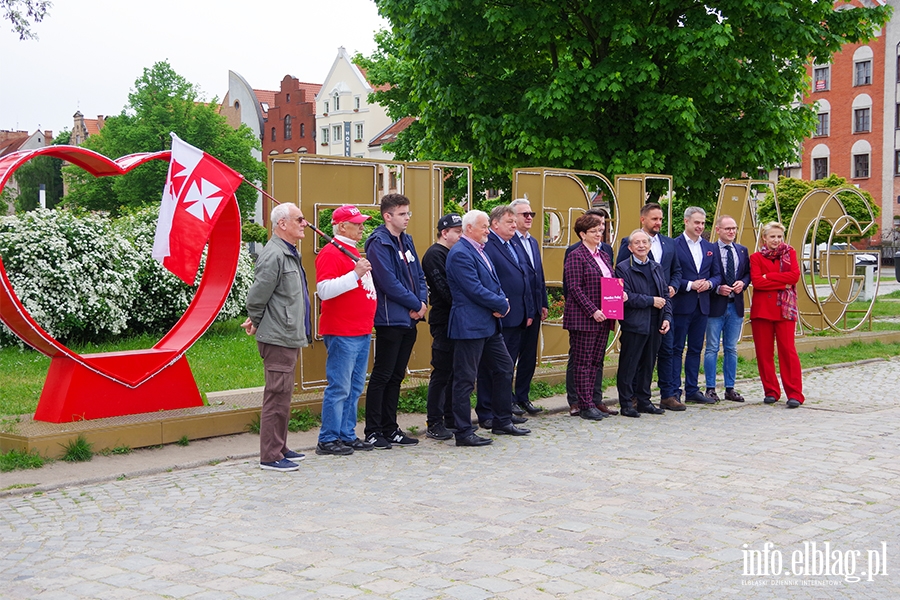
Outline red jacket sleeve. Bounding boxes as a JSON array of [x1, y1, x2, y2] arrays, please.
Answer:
[[750, 248, 799, 290]]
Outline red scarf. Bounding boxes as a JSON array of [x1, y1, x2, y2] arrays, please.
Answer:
[[760, 242, 798, 321]]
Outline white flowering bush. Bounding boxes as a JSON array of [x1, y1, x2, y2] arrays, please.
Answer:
[[0, 207, 254, 347], [0, 209, 140, 345]]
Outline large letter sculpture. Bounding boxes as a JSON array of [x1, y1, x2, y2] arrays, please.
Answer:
[[0, 146, 242, 423]]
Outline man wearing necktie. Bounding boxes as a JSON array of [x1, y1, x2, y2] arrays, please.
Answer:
[[476, 205, 535, 429], [703, 215, 751, 402]]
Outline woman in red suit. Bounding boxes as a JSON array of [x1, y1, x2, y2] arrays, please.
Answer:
[[749, 222, 804, 408], [563, 213, 623, 421]]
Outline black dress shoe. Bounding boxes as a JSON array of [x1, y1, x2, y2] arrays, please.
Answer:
[[519, 399, 543, 415], [579, 406, 605, 421], [511, 414, 528, 424], [491, 424, 531, 436], [763, 396, 778, 404], [637, 404, 665, 415], [511, 403, 526, 416], [456, 433, 493, 447], [620, 407, 641, 418], [685, 392, 716, 404], [480, 419, 493, 430]]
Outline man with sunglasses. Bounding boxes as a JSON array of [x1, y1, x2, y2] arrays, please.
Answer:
[[510, 198, 549, 415], [244, 202, 313, 472]]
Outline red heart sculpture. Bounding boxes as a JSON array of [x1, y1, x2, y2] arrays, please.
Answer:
[[0, 146, 241, 422]]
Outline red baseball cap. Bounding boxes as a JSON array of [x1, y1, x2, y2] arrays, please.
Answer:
[[331, 205, 371, 224]]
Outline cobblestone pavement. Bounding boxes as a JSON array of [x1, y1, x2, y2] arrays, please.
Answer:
[[2, 359, 899, 599]]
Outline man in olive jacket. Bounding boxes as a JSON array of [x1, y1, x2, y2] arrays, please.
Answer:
[[243, 202, 312, 472]]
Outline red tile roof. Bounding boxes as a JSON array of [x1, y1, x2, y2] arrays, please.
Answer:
[[0, 135, 29, 158], [84, 119, 102, 137], [369, 117, 415, 148], [253, 89, 277, 118]]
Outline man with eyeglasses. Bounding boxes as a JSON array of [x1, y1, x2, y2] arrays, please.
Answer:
[[703, 215, 751, 403], [363, 194, 429, 449], [510, 198, 549, 415], [243, 202, 313, 472]]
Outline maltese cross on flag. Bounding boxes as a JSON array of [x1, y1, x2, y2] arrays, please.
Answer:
[[152, 133, 243, 285]]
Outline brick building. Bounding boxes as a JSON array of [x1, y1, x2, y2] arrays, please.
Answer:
[[262, 76, 321, 157], [799, 0, 900, 243]]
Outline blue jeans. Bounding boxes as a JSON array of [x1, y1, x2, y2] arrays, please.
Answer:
[[704, 302, 743, 389], [319, 334, 371, 444]]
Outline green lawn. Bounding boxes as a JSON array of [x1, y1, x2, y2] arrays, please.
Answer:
[[0, 318, 264, 417]]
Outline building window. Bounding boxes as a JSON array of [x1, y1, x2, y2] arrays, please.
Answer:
[[333, 125, 342, 142], [299, 123, 305, 138], [813, 66, 830, 92], [324, 101, 329, 113], [813, 157, 828, 180], [286, 94, 290, 103], [333, 94, 340, 111], [284, 115, 292, 140], [271, 127, 276, 142], [321, 127, 329, 144], [355, 96, 361, 110], [355, 123, 364, 140], [896, 104, 900, 129], [853, 154, 870, 178], [815, 112, 829, 137], [855, 60, 872, 86], [895, 150, 900, 176], [854, 108, 871, 133]]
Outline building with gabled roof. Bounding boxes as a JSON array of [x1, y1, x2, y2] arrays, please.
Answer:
[[263, 76, 321, 158]]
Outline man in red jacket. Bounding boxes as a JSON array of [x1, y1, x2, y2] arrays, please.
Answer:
[[315, 205, 378, 455]]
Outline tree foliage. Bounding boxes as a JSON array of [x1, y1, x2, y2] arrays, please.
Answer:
[[63, 61, 265, 218], [758, 174, 879, 245], [362, 0, 891, 211], [2, 0, 50, 40], [13, 130, 69, 213]]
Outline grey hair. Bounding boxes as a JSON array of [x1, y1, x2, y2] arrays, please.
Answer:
[[684, 206, 706, 220], [489, 204, 515, 225], [462, 209, 488, 230], [271, 203, 293, 223], [509, 198, 531, 210], [629, 228, 650, 243]]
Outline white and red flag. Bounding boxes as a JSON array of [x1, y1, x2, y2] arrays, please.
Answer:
[[152, 133, 243, 285]]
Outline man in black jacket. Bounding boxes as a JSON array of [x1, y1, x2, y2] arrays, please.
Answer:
[[422, 213, 463, 440], [615, 229, 673, 418]]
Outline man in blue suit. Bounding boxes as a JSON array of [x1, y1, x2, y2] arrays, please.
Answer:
[[671, 206, 722, 404], [446, 210, 531, 446], [703, 215, 751, 402], [511, 198, 549, 415], [475, 205, 534, 428], [616, 203, 684, 411]]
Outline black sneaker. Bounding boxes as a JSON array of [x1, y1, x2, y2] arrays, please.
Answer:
[[283, 450, 306, 461], [366, 432, 392, 450], [259, 458, 300, 471], [316, 440, 354, 456], [344, 438, 375, 451], [426, 423, 453, 440], [387, 428, 419, 446]]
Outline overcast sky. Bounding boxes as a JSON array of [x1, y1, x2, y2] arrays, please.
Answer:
[[0, 0, 388, 138]]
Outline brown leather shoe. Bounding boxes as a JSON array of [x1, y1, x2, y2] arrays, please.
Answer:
[[724, 388, 745, 402], [705, 388, 720, 402], [659, 396, 686, 411], [597, 403, 619, 416]]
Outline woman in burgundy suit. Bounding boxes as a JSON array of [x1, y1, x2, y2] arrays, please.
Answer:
[[749, 222, 804, 408], [563, 213, 623, 421]]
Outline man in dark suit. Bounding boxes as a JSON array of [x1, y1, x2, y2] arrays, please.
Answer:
[[475, 205, 533, 428], [671, 206, 722, 404], [616, 203, 684, 411], [616, 229, 672, 418], [511, 198, 549, 415], [564, 208, 615, 416], [446, 210, 531, 447], [703, 215, 751, 402]]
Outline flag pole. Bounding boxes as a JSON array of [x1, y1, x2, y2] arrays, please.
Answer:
[[243, 180, 360, 263]]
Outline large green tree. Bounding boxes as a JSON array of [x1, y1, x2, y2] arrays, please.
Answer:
[[13, 129, 69, 212], [362, 0, 891, 210], [63, 61, 265, 218]]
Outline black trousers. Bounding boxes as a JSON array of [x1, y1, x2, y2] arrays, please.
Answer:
[[364, 325, 417, 437], [426, 324, 454, 426], [475, 325, 523, 422], [616, 330, 662, 408], [452, 332, 514, 439], [513, 317, 541, 406]]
